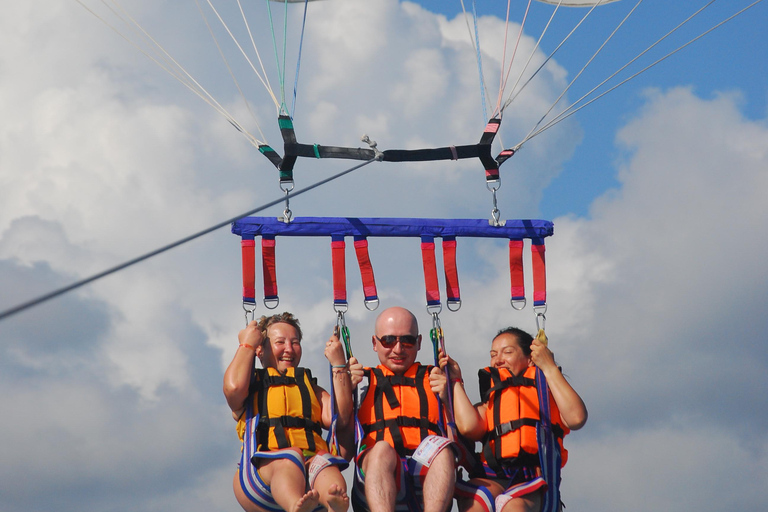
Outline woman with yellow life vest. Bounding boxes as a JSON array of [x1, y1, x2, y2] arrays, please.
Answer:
[[223, 312, 356, 512], [441, 327, 587, 512]]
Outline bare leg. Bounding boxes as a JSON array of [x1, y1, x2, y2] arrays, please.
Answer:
[[311, 461, 349, 512], [361, 441, 400, 512], [421, 446, 456, 512], [258, 455, 320, 512]]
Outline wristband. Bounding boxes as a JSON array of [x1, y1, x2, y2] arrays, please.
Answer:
[[331, 364, 347, 368], [239, 343, 256, 351]]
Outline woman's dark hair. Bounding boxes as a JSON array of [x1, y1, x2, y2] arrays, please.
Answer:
[[493, 326, 534, 356]]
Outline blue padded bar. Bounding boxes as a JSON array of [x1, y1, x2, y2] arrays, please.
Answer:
[[232, 217, 553, 239]]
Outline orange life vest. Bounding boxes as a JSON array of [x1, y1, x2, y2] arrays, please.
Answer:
[[479, 366, 569, 471], [358, 363, 443, 456], [250, 366, 328, 454]]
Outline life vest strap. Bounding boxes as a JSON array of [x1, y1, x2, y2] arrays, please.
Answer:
[[487, 418, 538, 440], [261, 415, 323, 436], [362, 416, 441, 437]]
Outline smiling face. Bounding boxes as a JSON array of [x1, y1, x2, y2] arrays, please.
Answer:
[[372, 307, 421, 375], [258, 321, 302, 373], [489, 332, 532, 377]]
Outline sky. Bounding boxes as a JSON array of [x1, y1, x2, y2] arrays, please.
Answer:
[[1, 1, 767, 511]]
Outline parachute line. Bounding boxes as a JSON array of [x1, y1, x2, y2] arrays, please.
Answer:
[[75, 0, 267, 147], [521, 0, 764, 146]]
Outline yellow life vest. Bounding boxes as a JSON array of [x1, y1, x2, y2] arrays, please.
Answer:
[[246, 366, 328, 454]]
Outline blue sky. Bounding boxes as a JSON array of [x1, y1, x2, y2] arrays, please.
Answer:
[[1, 1, 767, 511]]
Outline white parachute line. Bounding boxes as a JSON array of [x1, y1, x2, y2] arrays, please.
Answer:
[[203, 0, 281, 112], [516, 0, 641, 147], [459, 0, 495, 123], [75, 0, 267, 147], [499, 0, 601, 115], [520, 0, 765, 147], [499, 0, 563, 116], [494, 0, 535, 117], [236, 0, 279, 112], [528, 0, 718, 141], [194, 0, 269, 144]]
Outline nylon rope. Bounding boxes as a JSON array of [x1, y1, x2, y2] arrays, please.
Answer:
[[500, 0, 563, 114], [77, 0, 268, 146], [459, 0, 490, 122], [0, 158, 376, 323], [235, 0, 280, 108], [499, 0, 602, 116], [516, 0, 627, 145], [291, 0, 311, 119], [265, 0, 288, 113], [521, 0, 764, 146], [196, 0, 269, 143], [494, 0, 533, 117], [203, 0, 281, 112]]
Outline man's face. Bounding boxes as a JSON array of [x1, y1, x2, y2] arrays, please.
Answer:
[[372, 309, 421, 374]]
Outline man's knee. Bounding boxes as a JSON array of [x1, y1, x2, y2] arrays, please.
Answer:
[[362, 441, 399, 472]]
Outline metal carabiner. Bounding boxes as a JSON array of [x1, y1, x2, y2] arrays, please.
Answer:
[[242, 302, 257, 325], [534, 306, 547, 332], [486, 179, 505, 227], [279, 183, 294, 224]]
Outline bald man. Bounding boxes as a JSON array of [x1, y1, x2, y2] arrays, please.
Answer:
[[348, 307, 456, 512]]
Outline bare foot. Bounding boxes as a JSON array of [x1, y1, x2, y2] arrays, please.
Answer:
[[325, 484, 349, 512], [292, 489, 320, 512]]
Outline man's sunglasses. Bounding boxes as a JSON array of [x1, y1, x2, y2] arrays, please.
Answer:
[[375, 335, 418, 348]]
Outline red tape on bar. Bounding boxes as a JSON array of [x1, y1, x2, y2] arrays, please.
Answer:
[[509, 240, 525, 302], [421, 236, 441, 306], [353, 237, 378, 302], [262, 236, 278, 302], [241, 238, 256, 304], [331, 236, 347, 305], [531, 241, 547, 307], [442, 237, 460, 307]]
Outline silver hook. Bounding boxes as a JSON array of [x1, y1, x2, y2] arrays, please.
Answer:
[[279, 186, 293, 223], [242, 302, 257, 325], [487, 180, 505, 227]]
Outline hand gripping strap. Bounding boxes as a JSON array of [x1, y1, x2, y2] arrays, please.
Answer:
[[509, 240, 525, 302], [531, 240, 547, 307], [261, 236, 278, 302], [331, 235, 347, 306], [353, 237, 378, 302], [442, 237, 460, 306], [241, 237, 256, 304], [421, 236, 441, 306]]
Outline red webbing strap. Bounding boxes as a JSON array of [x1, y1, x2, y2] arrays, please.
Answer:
[[241, 237, 256, 305], [509, 240, 525, 302], [353, 237, 378, 302], [442, 237, 460, 307], [261, 236, 278, 303], [421, 236, 441, 307], [532, 240, 547, 307], [331, 235, 347, 306]]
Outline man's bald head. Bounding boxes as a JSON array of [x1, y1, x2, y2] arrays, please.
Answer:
[[374, 306, 419, 338]]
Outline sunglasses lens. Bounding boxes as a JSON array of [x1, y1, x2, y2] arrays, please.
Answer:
[[379, 335, 417, 348]]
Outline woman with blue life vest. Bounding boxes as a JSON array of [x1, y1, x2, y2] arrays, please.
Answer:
[[441, 327, 587, 512], [224, 312, 356, 512]]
